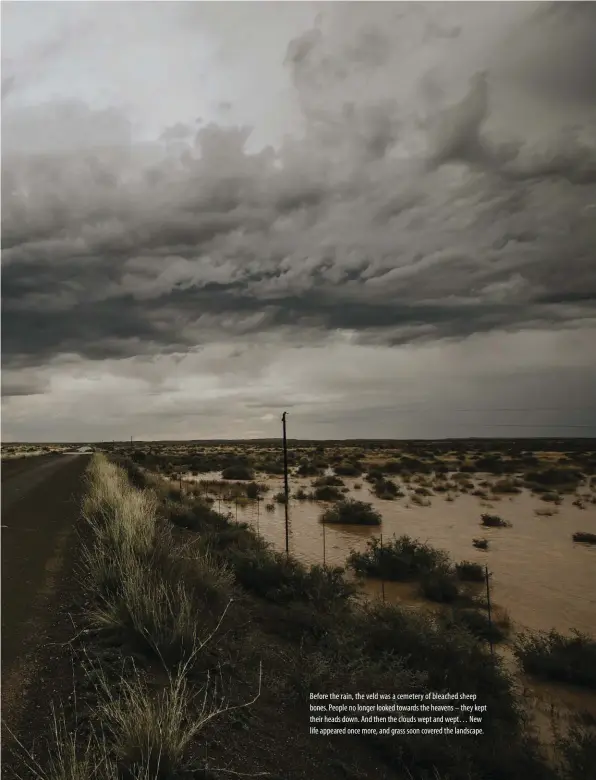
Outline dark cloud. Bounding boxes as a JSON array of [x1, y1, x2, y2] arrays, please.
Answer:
[[2, 1, 596, 379]]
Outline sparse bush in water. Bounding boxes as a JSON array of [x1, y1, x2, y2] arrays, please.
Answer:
[[245, 481, 260, 499], [265, 502, 275, 511], [313, 484, 343, 501], [228, 547, 356, 605], [348, 534, 450, 581], [334, 462, 363, 476], [320, 499, 382, 526], [296, 461, 323, 477], [572, 531, 596, 544], [419, 566, 460, 603], [372, 478, 402, 500], [514, 629, 596, 689], [473, 538, 489, 550], [313, 475, 345, 487], [481, 513, 511, 528], [541, 491, 562, 504], [456, 560, 485, 582], [274, 491, 287, 504], [294, 487, 309, 501], [450, 608, 508, 643], [221, 464, 255, 480]]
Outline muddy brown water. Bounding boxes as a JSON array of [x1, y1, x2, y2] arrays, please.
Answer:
[[186, 470, 596, 636], [170, 468, 596, 749]]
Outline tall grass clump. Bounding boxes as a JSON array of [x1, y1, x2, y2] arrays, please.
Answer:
[[95, 659, 261, 780], [80, 455, 234, 668]]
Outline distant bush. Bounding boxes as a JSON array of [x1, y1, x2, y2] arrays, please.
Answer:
[[274, 491, 287, 504], [245, 482, 260, 499], [372, 478, 402, 500], [313, 475, 345, 487], [514, 629, 596, 689], [321, 499, 382, 526], [296, 461, 323, 477], [473, 538, 489, 550], [334, 462, 363, 477], [572, 531, 596, 544], [222, 465, 254, 481], [313, 484, 343, 502], [492, 478, 522, 494], [481, 513, 511, 528], [541, 491, 562, 504]]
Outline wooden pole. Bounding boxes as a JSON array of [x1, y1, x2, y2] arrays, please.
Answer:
[[485, 564, 494, 656], [380, 531, 386, 604], [323, 515, 326, 567], [282, 411, 290, 556]]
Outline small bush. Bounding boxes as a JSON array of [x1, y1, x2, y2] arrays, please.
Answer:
[[313, 475, 345, 487], [456, 560, 485, 582], [372, 478, 402, 500], [320, 499, 382, 526], [313, 484, 343, 501], [348, 535, 450, 581], [481, 513, 511, 528], [451, 608, 507, 643], [572, 531, 596, 544], [473, 538, 489, 550], [334, 462, 363, 476], [245, 482, 260, 499], [221, 465, 254, 480], [492, 478, 522, 494], [274, 491, 287, 504], [419, 567, 460, 603], [514, 629, 596, 689]]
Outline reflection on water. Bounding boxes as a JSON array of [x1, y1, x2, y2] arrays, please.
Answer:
[[187, 470, 596, 636]]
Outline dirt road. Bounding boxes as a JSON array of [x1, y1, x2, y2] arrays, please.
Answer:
[[1, 453, 90, 731]]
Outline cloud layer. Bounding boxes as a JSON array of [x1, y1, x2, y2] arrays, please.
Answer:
[[2, 2, 596, 439]]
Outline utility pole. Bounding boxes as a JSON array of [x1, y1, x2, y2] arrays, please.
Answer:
[[485, 565, 494, 656], [282, 411, 290, 556]]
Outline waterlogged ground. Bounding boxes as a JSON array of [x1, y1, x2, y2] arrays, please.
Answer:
[[185, 470, 596, 636]]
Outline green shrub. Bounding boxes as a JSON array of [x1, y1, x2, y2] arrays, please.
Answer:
[[455, 560, 485, 582], [419, 567, 460, 603], [348, 535, 450, 581], [221, 465, 254, 480], [514, 629, 596, 689], [313, 484, 343, 501], [450, 608, 507, 643], [321, 499, 382, 526]]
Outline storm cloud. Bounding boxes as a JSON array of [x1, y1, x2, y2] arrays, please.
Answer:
[[2, 2, 596, 440]]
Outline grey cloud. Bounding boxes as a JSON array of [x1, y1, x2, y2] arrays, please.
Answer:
[[2, 2, 596, 374]]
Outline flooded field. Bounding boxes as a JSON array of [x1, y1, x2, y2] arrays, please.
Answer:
[[185, 470, 596, 636]]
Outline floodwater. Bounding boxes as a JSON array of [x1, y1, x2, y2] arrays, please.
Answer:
[[186, 470, 596, 637]]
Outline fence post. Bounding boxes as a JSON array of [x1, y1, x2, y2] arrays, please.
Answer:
[[485, 564, 494, 656], [323, 515, 326, 567], [380, 532, 385, 604]]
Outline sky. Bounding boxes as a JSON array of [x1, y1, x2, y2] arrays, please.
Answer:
[[2, 1, 596, 442]]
